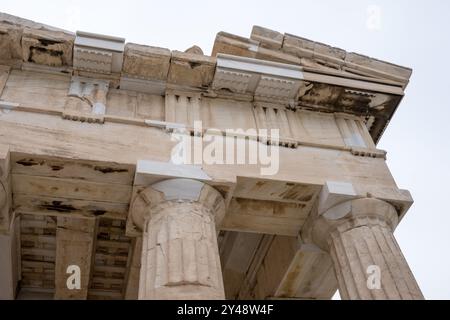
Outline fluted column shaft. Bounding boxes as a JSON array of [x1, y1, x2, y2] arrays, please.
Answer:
[[139, 200, 224, 299], [130, 178, 226, 300], [329, 216, 423, 300], [309, 198, 424, 300]]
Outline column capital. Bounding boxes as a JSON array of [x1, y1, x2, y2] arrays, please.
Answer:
[[131, 178, 227, 299], [302, 196, 423, 299], [305, 197, 399, 251], [129, 178, 226, 234], [303, 197, 423, 300]]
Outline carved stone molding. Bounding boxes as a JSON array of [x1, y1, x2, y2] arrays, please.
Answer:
[[213, 69, 252, 94], [212, 54, 303, 103], [350, 147, 387, 159], [255, 76, 297, 100], [62, 76, 109, 123], [73, 31, 125, 74]]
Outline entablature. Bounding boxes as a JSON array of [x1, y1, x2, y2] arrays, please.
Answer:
[[0, 11, 418, 302], [0, 70, 385, 161], [0, 13, 412, 145]]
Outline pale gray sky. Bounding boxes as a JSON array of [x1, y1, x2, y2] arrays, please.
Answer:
[[2, 0, 449, 299]]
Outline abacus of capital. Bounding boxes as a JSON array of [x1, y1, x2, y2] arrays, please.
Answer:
[[0, 13, 423, 300]]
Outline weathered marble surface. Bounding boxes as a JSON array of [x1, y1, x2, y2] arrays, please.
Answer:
[[132, 179, 226, 300], [0, 12, 419, 301]]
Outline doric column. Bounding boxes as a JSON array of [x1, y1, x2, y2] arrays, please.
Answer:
[[129, 178, 226, 300], [0, 145, 19, 300], [306, 197, 423, 300]]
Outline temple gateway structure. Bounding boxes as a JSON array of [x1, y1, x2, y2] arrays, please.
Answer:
[[0, 13, 423, 300]]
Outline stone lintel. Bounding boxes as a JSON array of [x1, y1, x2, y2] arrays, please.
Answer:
[[119, 77, 167, 95], [134, 160, 212, 187]]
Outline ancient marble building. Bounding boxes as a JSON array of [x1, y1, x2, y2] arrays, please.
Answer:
[[0, 13, 423, 300]]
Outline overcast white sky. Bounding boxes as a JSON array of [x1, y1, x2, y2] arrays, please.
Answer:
[[2, 0, 450, 300]]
